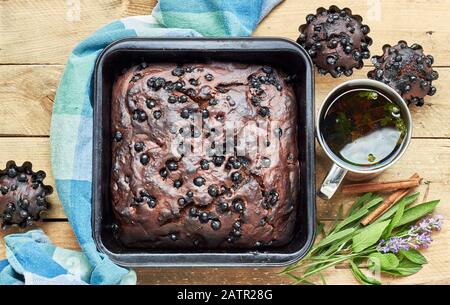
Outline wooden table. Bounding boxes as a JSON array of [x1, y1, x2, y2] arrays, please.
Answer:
[[1, 0, 449, 284]]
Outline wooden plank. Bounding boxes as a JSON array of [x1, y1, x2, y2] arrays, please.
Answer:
[[0, 138, 450, 284], [2, 219, 445, 285], [255, 0, 450, 66], [314, 68, 450, 139], [0, 138, 65, 219], [2, 65, 449, 137], [1, 0, 450, 65], [0, 137, 448, 220], [137, 193, 450, 285], [317, 138, 450, 219], [0, 65, 61, 136], [0, 0, 156, 64]]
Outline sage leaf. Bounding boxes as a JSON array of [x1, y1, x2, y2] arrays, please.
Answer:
[[352, 220, 390, 253], [316, 221, 325, 237], [374, 192, 420, 223], [384, 260, 423, 277], [395, 200, 440, 227], [368, 252, 399, 271], [358, 91, 378, 100], [383, 195, 408, 239], [329, 204, 344, 233], [347, 193, 373, 216], [400, 249, 427, 265], [349, 260, 381, 285], [322, 235, 353, 256], [392, 224, 411, 237], [334, 196, 383, 232], [314, 228, 356, 250]]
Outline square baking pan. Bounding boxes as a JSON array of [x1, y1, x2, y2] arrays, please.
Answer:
[[92, 37, 315, 267]]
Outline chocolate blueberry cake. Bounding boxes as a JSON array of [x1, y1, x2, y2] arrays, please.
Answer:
[[110, 62, 299, 249]]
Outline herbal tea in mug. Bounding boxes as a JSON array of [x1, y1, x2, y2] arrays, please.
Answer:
[[321, 89, 407, 167]]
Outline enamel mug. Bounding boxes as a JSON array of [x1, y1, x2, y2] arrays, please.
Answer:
[[316, 79, 413, 200]]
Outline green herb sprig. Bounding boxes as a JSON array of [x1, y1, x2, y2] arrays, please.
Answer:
[[281, 192, 442, 285]]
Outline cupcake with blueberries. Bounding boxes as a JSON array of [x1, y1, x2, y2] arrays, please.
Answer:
[[297, 5, 372, 78]]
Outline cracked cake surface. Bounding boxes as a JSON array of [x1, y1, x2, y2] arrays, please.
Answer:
[[110, 62, 299, 249]]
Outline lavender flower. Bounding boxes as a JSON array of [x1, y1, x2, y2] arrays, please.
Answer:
[[411, 215, 443, 233], [377, 215, 443, 253]]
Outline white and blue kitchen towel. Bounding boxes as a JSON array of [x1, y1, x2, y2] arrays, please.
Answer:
[[0, 0, 283, 285], [0, 229, 136, 285]]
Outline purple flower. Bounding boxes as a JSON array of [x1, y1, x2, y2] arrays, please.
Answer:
[[376, 215, 443, 253], [410, 215, 443, 233]]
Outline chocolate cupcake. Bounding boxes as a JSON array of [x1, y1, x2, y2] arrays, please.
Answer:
[[297, 6, 372, 77], [368, 41, 438, 106], [0, 161, 52, 229]]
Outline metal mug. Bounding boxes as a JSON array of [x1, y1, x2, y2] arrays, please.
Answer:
[[316, 79, 413, 200]]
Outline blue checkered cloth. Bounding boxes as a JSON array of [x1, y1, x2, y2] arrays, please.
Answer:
[[0, 0, 283, 285]]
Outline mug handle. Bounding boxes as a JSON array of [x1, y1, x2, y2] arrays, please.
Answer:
[[318, 164, 348, 200]]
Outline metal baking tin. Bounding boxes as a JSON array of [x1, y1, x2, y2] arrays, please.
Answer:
[[92, 37, 316, 267]]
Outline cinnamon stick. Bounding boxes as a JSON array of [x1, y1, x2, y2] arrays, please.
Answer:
[[342, 178, 420, 195], [360, 173, 420, 226]]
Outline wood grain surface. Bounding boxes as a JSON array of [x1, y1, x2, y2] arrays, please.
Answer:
[[0, 0, 449, 285], [2, 66, 450, 138], [2, 0, 450, 65]]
